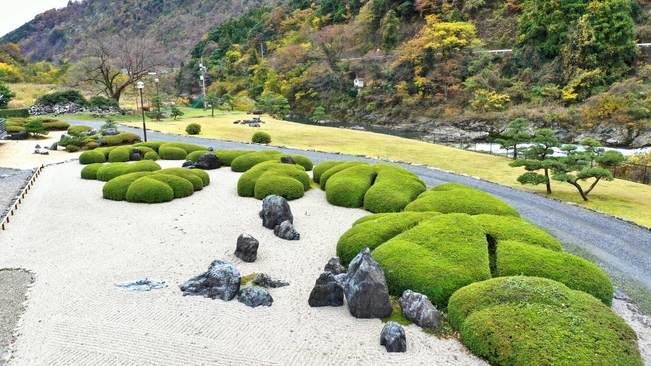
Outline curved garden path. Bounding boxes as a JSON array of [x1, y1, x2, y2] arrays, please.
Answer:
[[66, 120, 651, 305]]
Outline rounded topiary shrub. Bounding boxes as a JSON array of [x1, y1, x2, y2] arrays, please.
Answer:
[[133, 141, 166, 152], [186, 150, 210, 162], [231, 150, 284, 172], [156, 168, 205, 190], [313, 161, 346, 183], [102, 172, 153, 200], [252, 131, 271, 144], [363, 165, 426, 213], [79, 150, 106, 164], [125, 177, 175, 203], [405, 183, 521, 218], [86, 141, 99, 150], [237, 161, 310, 200], [185, 123, 202, 135], [159, 146, 188, 160], [325, 164, 377, 208], [447, 276, 642, 366], [101, 131, 142, 146], [68, 125, 92, 134], [43, 121, 71, 130], [475, 214, 562, 252], [107, 146, 132, 162], [318, 162, 366, 189], [214, 150, 255, 166], [143, 151, 159, 160], [159, 142, 206, 154], [81, 163, 104, 180], [289, 155, 314, 171], [147, 174, 195, 198], [95, 160, 162, 181], [496, 240, 613, 305], [66, 145, 80, 152]]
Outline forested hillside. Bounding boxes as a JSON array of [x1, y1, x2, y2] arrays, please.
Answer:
[[0, 0, 275, 65]]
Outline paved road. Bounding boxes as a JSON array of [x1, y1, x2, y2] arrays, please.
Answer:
[[66, 120, 651, 303]]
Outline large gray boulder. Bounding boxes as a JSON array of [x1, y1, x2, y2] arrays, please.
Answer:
[[344, 248, 393, 318], [234, 234, 259, 262], [273, 220, 300, 240], [130, 148, 142, 161], [399, 290, 440, 329], [259, 195, 293, 229], [179, 259, 241, 301], [195, 153, 221, 170], [324, 257, 346, 275], [308, 271, 344, 307], [253, 273, 289, 288], [380, 321, 406, 353], [238, 287, 273, 307]]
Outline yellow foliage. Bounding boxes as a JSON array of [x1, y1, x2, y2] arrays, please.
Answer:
[[561, 87, 578, 102], [170, 96, 190, 107], [470, 89, 510, 111], [0, 62, 24, 83]]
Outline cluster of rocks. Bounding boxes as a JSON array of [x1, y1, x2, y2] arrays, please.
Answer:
[[232, 117, 265, 127], [259, 195, 300, 240], [29, 103, 127, 117], [32, 144, 53, 155], [308, 248, 441, 353]]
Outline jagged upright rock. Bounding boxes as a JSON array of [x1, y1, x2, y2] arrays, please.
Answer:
[[179, 259, 241, 301], [324, 257, 346, 275], [308, 271, 344, 307], [234, 234, 259, 262], [195, 153, 221, 170], [130, 148, 141, 161], [259, 195, 293, 230], [344, 248, 393, 318], [273, 220, 300, 240], [238, 287, 273, 307], [399, 289, 440, 329], [380, 321, 407, 353]]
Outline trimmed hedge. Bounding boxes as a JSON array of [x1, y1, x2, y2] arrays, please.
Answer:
[[372, 213, 492, 308], [237, 161, 310, 200], [66, 145, 79, 152], [102, 131, 141, 146], [76, 140, 102, 157], [158, 146, 188, 160], [337, 211, 440, 265], [318, 161, 366, 189], [143, 151, 159, 160], [447, 276, 642, 366], [157, 168, 206, 190], [0, 109, 29, 118], [231, 150, 283, 172], [405, 183, 521, 218], [252, 131, 271, 144], [159, 142, 206, 153], [291, 155, 314, 171], [95, 160, 162, 181], [125, 177, 175, 203], [133, 141, 166, 152], [496, 240, 613, 305], [81, 163, 104, 180], [187, 150, 211, 162], [69, 124, 92, 134], [42, 121, 70, 131]]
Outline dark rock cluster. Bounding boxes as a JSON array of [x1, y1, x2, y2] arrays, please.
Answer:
[[29, 102, 128, 117]]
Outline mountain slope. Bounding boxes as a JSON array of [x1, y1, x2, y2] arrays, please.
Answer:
[[0, 0, 276, 66]]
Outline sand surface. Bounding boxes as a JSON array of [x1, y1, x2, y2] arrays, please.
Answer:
[[0, 134, 649, 365]]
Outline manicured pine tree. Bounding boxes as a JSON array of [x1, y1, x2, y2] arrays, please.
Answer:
[[510, 128, 561, 194]]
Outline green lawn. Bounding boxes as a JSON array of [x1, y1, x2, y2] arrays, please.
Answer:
[[121, 110, 651, 228]]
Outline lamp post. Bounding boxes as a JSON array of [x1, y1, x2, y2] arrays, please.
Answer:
[[137, 81, 147, 142], [154, 77, 160, 117]]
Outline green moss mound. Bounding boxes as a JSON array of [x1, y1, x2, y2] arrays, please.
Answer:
[[447, 276, 641, 366], [158, 145, 188, 160], [79, 150, 106, 164], [213, 150, 255, 166], [230, 150, 312, 172], [143, 151, 159, 160], [475, 214, 562, 251], [125, 177, 175, 203], [337, 211, 440, 265], [147, 174, 195, 198], [95, 160, 162, 182], [68, 125, 92, 134], [80, 163, 104, 180], [364, 164, 426, 213], [496, 240, 614, 305], [102, 172, 153, 201], [237, 161, 310, 200], [372, 214, 492, 308], [107, 146, 133, 162], [325, 164, 377, 208], [101, 131, 141, 146], [318, 161, 366, 189], [405, 183, 521, 217], [160, 142, 206, 153]]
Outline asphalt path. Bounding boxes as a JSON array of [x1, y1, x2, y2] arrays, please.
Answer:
[[65, 120, 651, 304]]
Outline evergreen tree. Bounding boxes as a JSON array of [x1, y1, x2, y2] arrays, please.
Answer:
[[0, 82, 16, 109], [495, 118, 531, 160], [510, 129, 561, 194], [381, 10, 400, 53]]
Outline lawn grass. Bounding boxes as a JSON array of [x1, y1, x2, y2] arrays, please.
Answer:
[[119, 111, 651, 227]]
